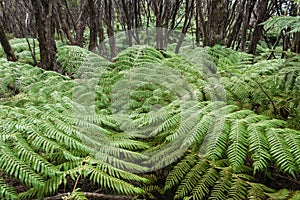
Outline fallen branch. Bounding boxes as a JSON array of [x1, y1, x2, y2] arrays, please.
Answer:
[[41, 192, 134, 200]]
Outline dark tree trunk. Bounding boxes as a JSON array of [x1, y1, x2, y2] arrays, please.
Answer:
[[151, 0, 182, 50], [57, 0, 75, 45], [175, 0, 194, 53], [247, 0, 270, 54], [226, 0, 246, 48], [292, 32, 300, 53], [206, 0, 228, 46], [120, 0, 133, 46], [31, 0, 58, 71], [104, 0, 117, 59], [291, 2, 300, 53], [197, 0, 229, 47], [0, 18, 18, 61], [88, 0, 97, 51], [75, 0, 89, 47], [240, 0, 256, 51]]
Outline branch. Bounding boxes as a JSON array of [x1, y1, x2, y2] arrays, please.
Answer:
[[40, 193, 134, 200], [254, 80, 277, 115]]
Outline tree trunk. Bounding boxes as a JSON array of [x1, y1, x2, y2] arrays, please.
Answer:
[[57, 0, 75, 45], [75, 0, 89, 47], [197, 0, 228, 47], [226, 0, 246, 48], [247, 0, 269, 54], [31, 0, 58, 71], [240, 0, 256, 51], [97, 2, 106, 56], [88, 0, 97, 51], [104, 0, 117, 59], [205, 0, 228, 46], [0, 18, 18, 61], [291, 2, 300, 53], [175, 0, 194, 53]]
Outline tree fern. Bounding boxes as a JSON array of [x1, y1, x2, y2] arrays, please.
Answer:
[[164, 154, 282, 200], [1, 44, 300, 199]]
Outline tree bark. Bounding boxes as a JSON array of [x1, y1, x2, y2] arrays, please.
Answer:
[[291, 2, 300, 53], [88, 0, 97, 51], [104, 0, 117, 59], [75, 0, 89, 47], [31, 0, 58, 71], [175, 0, 194, 53], [247, 0, 269, 54], [197, 0, 228, 47], [0, 18, 18, 61], [57, 0, 75, 45], [240, 0, 256, 51], [206, 0, 228, 46]]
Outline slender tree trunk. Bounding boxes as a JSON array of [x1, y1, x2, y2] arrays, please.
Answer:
[[120, 0, 133, 46], [247, 0, 269, 54], [197, 0, 228, 47], [104, 0, 117, 59], [175, 0, 194, 53], [226, 0, 246, 48], [0, 18, 18, 61], [88, 0, 97, 51], [75, 0, 89, 47], [97, 2, 106, 56], [292, 32, 300, 53], [291, 2, 300, 53], [240, 0, 256, 51], [57, 0, 75, 45]]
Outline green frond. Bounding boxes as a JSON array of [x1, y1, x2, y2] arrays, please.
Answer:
[[263, 16, 300, 33], [14, 137, 59, 176], [265, 188, 291, 200], [191, 168, 219, 200], [0, 142, 45, 189], [205, 121, 229, 161], [227, 178, 248, 200], [63, 188, 88, 200], [84, 165, 144, 195], [1, 44, 300, 199], [247, 124, 270, 173], [0, 176, 19, 200], [289, 191, 300, 200], [247, 183, 274, 200], [227, 120, 249, 172], [267, 128, 298, 177], [285, 129, 300, 168], [209, 169, 232, 200], [164, 154, 198, 191], [174, 160, 209, 199]]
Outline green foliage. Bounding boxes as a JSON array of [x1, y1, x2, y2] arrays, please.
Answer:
[[0, 38, 40, 65], [207, 45, 300, 130], [263, 16, 300, 33], [0, 44, 300, 199], [57, 45, 110, 75], [164, 155, 277, 200], [0, 56, 148, 199]]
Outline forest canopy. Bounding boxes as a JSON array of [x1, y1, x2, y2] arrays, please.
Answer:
[[0, 0, 300, 199]]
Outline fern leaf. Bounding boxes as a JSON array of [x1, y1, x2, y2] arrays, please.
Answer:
[[0, 176, 19, 200], [227, 120, 248, 172], [267, 128, 298, 176], [247, 124, 270, 173]]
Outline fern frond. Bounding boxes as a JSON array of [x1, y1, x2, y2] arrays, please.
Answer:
[[0, 176, 19, 200], [227, 120, 248, 172], [267, 128, 298, 177], [84, 165, 144, 195]]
